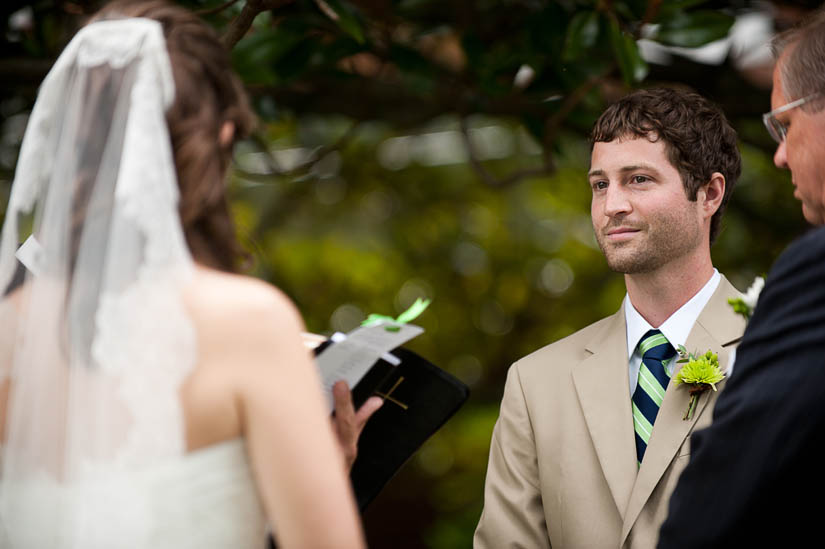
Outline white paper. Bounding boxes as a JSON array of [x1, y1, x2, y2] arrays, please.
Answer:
[[15, 235, 44, 277], [316, 323, 423, 411]]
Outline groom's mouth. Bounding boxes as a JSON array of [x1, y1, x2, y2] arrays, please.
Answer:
[[605, 227, 640, 241]]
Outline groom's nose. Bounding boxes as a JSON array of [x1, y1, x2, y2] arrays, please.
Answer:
[[603, 185, 632, 218]]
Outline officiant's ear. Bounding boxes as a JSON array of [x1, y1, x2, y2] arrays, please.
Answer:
[[219, 121, 235, 148], [698, 172, 725, 218]]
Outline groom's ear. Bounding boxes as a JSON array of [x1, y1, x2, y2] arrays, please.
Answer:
[[698, 172, 725, 219]]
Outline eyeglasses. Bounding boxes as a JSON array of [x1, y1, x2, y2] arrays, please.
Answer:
[[763, 93, 822, 144]]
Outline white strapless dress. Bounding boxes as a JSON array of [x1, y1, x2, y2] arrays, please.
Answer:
[[1, 439, 269, 548]]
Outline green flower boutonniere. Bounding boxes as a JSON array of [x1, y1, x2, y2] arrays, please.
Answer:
[[673, 346, 725, 421]]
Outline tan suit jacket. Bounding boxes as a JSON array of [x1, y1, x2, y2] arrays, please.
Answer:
[[474, 276, 745, 549]]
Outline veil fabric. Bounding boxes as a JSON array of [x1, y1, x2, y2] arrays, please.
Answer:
[[0, 18, 196, 546]]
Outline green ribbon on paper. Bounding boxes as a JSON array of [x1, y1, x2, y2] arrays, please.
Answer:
[[361, 298, 431, 332]]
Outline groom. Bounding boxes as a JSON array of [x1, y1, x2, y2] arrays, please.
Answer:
[[474, 88, 745, 548]]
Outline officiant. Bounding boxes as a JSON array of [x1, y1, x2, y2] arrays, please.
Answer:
[[660, 8, 825, 547]]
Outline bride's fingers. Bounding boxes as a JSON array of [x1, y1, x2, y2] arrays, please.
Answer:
[[331, 382, 384, 470], [332, 381, 360, 469], [354, 396, 383, 431]]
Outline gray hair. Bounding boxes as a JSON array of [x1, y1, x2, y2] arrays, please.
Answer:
[[770, 8, 825, 112]]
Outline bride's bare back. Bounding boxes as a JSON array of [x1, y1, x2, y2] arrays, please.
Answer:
[[0, 265, 364, 548], [180, 265, 364, 547]]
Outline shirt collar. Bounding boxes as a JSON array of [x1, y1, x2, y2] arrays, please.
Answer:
[[624, 269, 720, 359]]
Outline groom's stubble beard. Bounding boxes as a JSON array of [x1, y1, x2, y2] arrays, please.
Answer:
[[594, 205, 704, 274]]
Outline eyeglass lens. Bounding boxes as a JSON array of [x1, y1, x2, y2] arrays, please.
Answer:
[[764, 115, 786, 144]]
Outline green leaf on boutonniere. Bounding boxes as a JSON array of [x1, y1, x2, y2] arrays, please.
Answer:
[[674, 349, 725, 420], [361, 298, 431, 332], [728, 297, 752, 321], [728, 275, 765, 321]]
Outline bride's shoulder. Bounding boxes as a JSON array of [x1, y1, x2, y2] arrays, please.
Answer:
[[184, 266, 305, 341]]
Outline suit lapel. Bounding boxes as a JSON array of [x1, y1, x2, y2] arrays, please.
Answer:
[[619, 277, 745, 543], [572, 307, 638, 517]]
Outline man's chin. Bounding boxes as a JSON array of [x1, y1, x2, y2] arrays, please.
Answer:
[[605, 254, 651, 274], [801, 203, 825, 226]]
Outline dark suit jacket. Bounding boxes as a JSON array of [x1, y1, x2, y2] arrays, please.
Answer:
[[659, 226, 825, 547]]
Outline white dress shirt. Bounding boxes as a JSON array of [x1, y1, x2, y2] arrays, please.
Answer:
[[625, 269, 721, 396]]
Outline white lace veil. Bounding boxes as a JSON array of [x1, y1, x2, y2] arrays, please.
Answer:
[[0, 18, 196, 546]]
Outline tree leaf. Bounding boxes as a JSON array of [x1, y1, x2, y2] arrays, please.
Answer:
[[608, 18, 648, 85], [232, 27, 304, 85], [318, 0, 366, 44], [613, 0, 643, 21], [659, 0, 716, 16], [562, 11, 601, 62], [655, 11, 734, 48]]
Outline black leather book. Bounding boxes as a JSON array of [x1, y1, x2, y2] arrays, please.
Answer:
[[313, 339, 469, 510], [268, 342, 468, 547], [345, 346, 469, 511]]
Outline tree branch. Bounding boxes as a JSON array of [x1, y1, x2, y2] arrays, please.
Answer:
[[641, 0, 663, 27], [241, 122, 359, 182], [313, 0, 339, 22], [232, 123, 360, 199], [459, 117, 554, 189], [221, 0, 296, 50], [543, 73, 605, 154], [196, 0, 242, 17], [248, 132, 285, 173], [247, 76, 549, 128], [242, 122, 360, 239], [457, 70, 614, 188], [283, 123, 359, 177]]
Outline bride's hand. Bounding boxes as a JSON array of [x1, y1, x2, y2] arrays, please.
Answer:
[[332, 381, 383, 470]]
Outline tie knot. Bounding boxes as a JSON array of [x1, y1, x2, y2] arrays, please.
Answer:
[[639, 329, 676, 361]]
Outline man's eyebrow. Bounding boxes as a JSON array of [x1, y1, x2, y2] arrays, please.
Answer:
[[619, 164, 660, 174], [587, 164, 662, 178]]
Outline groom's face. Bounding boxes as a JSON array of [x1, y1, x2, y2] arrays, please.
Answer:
[[589, 136, 704, 274]]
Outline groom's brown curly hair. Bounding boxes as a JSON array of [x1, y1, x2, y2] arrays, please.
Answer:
[[590, 88, 741, 245]]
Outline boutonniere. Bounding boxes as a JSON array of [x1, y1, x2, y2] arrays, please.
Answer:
[[361, 297, 431, 332], [727, 276, 765, 321], [673, 346, 725, 421]]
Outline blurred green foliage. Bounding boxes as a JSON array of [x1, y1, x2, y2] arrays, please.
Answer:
[[0, 0, 812, 546], [228, 114, 804, 547]]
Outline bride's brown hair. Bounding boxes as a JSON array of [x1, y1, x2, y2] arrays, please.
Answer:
[[93, 0, 256, 272]]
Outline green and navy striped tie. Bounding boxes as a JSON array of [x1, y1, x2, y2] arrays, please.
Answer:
[[631, 329, 676, 465]]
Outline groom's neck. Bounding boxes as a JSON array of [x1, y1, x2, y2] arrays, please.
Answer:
[[624, 252, 714, 328]]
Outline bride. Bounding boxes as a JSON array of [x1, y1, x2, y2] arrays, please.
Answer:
[[0, 1, 366, 547]]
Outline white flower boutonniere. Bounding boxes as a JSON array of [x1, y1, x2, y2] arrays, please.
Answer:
[[727, 276, 765, 321]]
